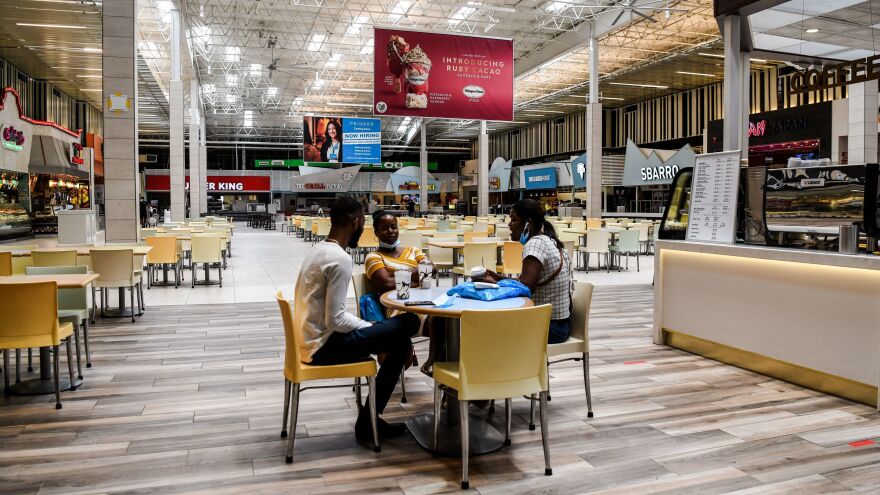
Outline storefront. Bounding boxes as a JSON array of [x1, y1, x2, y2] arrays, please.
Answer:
[[614, 140, 696, 215], [145, 175, 272, 214], [706, 102, 832, 167], [521, 166, 559, 213]]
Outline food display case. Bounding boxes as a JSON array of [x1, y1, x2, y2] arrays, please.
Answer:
[[0, 202, 32, 240]]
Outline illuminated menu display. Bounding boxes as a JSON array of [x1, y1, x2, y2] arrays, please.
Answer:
[[686, 150, 741, 244]]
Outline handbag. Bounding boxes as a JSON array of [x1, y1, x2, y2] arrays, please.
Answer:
[[358, 293, 386, 322]]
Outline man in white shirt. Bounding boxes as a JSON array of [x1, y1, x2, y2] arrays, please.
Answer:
[[294, 197, 419, 443]]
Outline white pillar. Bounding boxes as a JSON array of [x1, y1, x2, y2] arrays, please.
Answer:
[[169, 9, 185, 222], [200, 115, 208, 214], [189, 79, 201, 219], [419, 119, 429, 214], [102, 0, 139, 242], [478, 120, 489, 216], [848, 81, 879, 164], [585, 25, 602, 218], [722, 15, 748, 159]]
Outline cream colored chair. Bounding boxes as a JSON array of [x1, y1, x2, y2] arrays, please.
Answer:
[[570, 220, 586, 231], [146, 236, 182, 287], [610, 229, 641, 271], [276, 292, 379, 462], [452, 242, 497, 285], [631, 223, 650, 254], [356, 226, 379, 264], [398, 232, 424, 250], [462, 231, 488, 242], [432, 305, 553, 489], [580, 230, 611, 272], [472, 221, 489, 232], [495, 225, 511, 241], [90, 249, 142, 323], [427, 244, 453, 281], [498, 241, 523, 277], [0, 251, 11, 276], [191, 235, 224, 287], [587, 218, 603, 230], [0, 281, 76, 408]]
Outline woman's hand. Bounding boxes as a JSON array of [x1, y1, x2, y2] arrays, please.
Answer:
[[471, 270, 501, 283]]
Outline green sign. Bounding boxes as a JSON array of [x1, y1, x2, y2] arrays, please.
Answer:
[[254, 159, 438, 171]]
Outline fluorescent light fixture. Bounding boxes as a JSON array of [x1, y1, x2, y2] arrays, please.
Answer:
[[307, 34, 326, 52], [340, 88, 372, 93], [327, 102, 373, 107], [243, 110, 253, 127], [80, 89, 102, 92], [312, 79, 326, 89], [249, 63, 262, 77], [224, 94, 237, 103], [600, 96, 625, 101], [608, 82, 668, 89], [225, 46, 240, 62], [699, 51, 767, 63], [156, 0, 174, 11], [267, 86, 279, 97], [805, 28, 819, 33], [326, 53, 342, 68], [449, 2, 479, 26], [76, 75, 102, 78], [676, 71, 715, 77], [15, 22, 86, 29], [519, 109, 564, 114], [51, 67, 101, 71], [544, 1, 566, 13], [556, 103, 584, 106], [225, 74, 238, 85]]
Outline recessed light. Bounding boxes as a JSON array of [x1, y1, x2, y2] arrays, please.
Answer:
[[805, 28, 819, 33], [608, 82, 669, 89], [676, 71, 715, 77], [16, 22, 86, 29]]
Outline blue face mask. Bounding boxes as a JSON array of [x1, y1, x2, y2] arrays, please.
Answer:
[[379, 239, 400, 250], [519, 221, 531, 245]]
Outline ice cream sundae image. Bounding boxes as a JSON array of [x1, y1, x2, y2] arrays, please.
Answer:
[[385, 35, 410, 94], [403, 45, 431, 109]]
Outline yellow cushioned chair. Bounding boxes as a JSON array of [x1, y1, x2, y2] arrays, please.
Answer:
[[452, 241, 497, 285], [498, 241, 523, 277], [90, 249, 142, 323], [0, 251, 11, 276], [0, 281, 76, 409], [32, 250, 78, 268], [190, 235, 224, 287], [432, 305, 554, 489], [275, 292, 380, 463], [145, 236, 182, 287]]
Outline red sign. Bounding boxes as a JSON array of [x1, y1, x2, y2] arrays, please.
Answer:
[[373, 28, 514, 121], [145, 175, 271, 192], [70, 142, 84, 165], [748, 120, 766, 137]]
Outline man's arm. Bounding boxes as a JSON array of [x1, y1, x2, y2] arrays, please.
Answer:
[[325, 259, 370, 333]]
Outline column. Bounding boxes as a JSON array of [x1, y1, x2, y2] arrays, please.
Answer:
[[188, 79, 201, 219], [419, 119, 429, 214], [722, 15, 749, 159], [102, 0, 139, 242], [585, 25, 602, 218], [199, 115, 208, 214], [478, 120, 489, 216], [848, 81, 879, 164], [169, 8, 185, 222]]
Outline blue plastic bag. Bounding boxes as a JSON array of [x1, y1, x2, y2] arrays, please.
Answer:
[[359, 293, 386, 322], [446, 279, 531, 301]]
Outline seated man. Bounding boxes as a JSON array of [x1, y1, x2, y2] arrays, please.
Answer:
[[293, 196, 420, 443]]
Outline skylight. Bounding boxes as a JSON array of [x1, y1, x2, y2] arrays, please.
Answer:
[[307, 34, 326, 52]]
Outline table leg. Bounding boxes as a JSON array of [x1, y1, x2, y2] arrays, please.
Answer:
[[101, 287, 134, 318], [10, 346, 81, 395], [406, 317, 506, 456]]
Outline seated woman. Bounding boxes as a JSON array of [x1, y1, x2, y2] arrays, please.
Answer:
[[364, 210, 436, 372], [473, 199, 572, 344]]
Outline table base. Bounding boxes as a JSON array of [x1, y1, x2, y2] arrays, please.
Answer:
[[406, 411, 506, 457], [102, 308, 135, 318], [10, 376, 82, 395]]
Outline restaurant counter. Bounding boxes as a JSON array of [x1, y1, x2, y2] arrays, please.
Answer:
[[654, 239, 880, 409]]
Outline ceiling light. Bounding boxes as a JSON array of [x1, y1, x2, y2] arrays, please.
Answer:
[[600, 97, 625, 101], [698, 52, 724, 59], [805, 28, 819, 33], [16, 22, 86, 29], [340, 88, 372, 93], [307, 34, 326, 52], [449, 2, 479, 26], [51, 67, 101, 71], [312, 79, 326, 89], [156, 1, 174, 11], [225, 46, 240, 62], [360, 43, 373, 55], [267, 86, 279, 97], [327, 102, 373, 107], [80, 89, 102, 92], [77, 75, 102, 78], [225, 74, 238, 85], [326, 53, 342, 68], [608, 82, 668, 89], [676, 71, 715, 77], [81, 47, 102, 53], [249, 63, 262, 77]]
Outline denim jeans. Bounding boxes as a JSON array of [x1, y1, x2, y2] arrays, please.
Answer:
[[310, 313, 420, 414], [548, 318, 571, 344]]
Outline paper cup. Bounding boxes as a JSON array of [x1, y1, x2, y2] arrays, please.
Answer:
[[395, 269, 411, 300]]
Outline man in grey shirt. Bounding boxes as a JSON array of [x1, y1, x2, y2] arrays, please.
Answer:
[[294, 197, 419, 443]]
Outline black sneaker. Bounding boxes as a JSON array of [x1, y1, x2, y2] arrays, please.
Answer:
[[355, 412, 407, 440]]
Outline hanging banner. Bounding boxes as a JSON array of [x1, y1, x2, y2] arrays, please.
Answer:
[[571, 154, 587, 189], [373, 28, 514, 121], [488, 157, 512, 192], [623, 140, 696, 186], [386, 166, 442, 194], [290, 165, 361, 192], [302, 116, 381, 164], [524, 167, 557, 190]]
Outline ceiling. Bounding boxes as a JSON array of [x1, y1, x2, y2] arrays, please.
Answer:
[[0, 0, 735, 149]]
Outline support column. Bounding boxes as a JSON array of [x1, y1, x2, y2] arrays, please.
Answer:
[[102, 0, 139, 242], [585, 24, 602, 218], [722, 15, 749, 159], [189, 79, 201, 219], [169, 8, 185, 222], [478, 120, 489, 216], [419, 119, 429, 214], [848, 81, 879, 164], [199, 115, 208, 214]]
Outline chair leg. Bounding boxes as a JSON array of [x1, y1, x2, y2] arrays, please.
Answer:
[[3, 350, 9, 395], [432, 381, 442, 451], [219, 263, 223, 288], [74, 325, 83, 380], [583, 353, 593, 418], [91, 285, 96, 324], [83, 319, 92, 368], [400, 369, 407, 403], [27, 348, 33, 372], [15, 349, 20, 384], [636, 254, 640, 272], [368, 376, 380, 453], [53, 345, 61, 409], [354, 377, 362, 407], [285, 383, 300, 463], [129, 286, 136, 323], [529, 393, 536, 430], [459, 399, 470, 490], [281, 379, 291, 438], [540, 391, 552, 476], [66, 337, 76, 392], [504, 398, 512, 446]]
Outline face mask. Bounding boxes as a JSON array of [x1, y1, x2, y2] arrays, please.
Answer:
[[379, 239, 400, 250], [519, 221, 531, 245]]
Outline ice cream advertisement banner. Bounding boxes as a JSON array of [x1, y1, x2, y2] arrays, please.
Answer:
[[373, 28, 514, 121], [571, 154, 587, 189]]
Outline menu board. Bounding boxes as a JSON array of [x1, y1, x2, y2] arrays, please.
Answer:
[[685, 150, 741, 243]]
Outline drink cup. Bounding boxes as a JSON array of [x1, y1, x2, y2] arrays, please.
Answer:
[[418, 260, 432, 288], [395, 269, 412, 300]]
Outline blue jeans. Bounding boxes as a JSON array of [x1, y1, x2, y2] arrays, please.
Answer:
[[548, 318, 571, 344], [310, 313, 420, 414]]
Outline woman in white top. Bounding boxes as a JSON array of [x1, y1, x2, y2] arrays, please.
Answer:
[[473, 199, 572, 343], [320, 120, 343, 162]]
